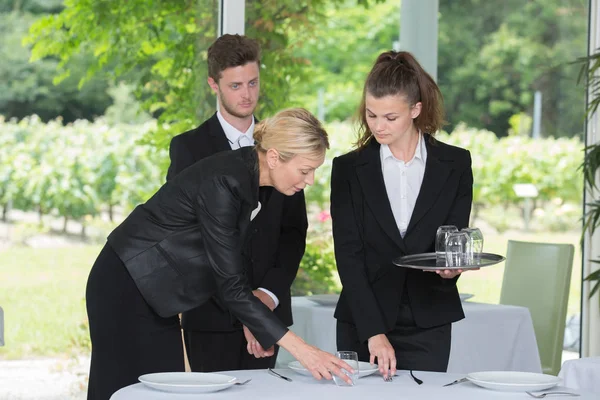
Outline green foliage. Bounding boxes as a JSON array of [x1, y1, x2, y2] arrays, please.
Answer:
[[439, 125, 583, 209], [438, 0, 587, 137], [0, 0, 63, 14], [0, 11, 112, 122], [576, 46, 600, 306], [292, 240, 339, 296], [304, 121, 356, 208], [289, 0, 399, 121], [0, 116, 165, 231], [104, 82, 152, 125]]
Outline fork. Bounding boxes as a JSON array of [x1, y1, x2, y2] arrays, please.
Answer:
[[383, 374, 393, 382], [234, 379, 252, 386], [525, 391, 580, 398]]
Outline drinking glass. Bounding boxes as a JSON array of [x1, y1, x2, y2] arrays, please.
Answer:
[[461, 227, 484, 264], [332, 351, 359, 387], [445, 231, 469, 267], [435, 225, 458, 258]]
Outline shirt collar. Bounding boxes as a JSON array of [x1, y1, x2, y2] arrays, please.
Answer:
[[217, 111, 255, 145], [380, 133, 426, 164]]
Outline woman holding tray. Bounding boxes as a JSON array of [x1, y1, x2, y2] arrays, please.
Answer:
[[330, 51, 473, 379]]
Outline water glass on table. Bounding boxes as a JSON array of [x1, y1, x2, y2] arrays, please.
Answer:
[[333, 351, 359, 387], [445, 231, 469, 267], [461, 227, 484, 264], [435, 225, 458, 259]]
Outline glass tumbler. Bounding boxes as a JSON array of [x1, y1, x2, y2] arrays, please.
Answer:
[[435, 225, 458, 259], [461, 227, 484, 264], [332, 350, 359, 387], [445, 231, 469, 267]]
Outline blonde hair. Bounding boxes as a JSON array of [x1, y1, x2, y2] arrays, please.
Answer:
[[254, 108, 329, 161]]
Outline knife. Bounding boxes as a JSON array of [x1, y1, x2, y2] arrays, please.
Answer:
[[268, 368, 293, 382], [443, 377, 468, 387]]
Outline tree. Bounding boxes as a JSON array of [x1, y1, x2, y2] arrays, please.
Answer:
[[25, 0, 381, 138], [0, 10, 113, 122], [438, 0, 587, 137], [289, 0, 399, 122]]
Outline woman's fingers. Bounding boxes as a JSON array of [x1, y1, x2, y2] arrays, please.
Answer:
[[303, 349, 354, 384]]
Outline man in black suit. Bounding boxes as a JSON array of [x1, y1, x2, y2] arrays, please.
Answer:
[[166, 34, 307, 372]]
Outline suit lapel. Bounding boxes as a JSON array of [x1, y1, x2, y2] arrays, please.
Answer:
[[355, 141, 407, 252], [200, 113, 231, 155], [406, 138, 451, 234]]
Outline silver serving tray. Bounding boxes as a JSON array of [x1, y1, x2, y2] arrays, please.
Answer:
[[393, 252, 505, 271]]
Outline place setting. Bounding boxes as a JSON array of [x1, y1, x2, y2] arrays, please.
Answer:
[[443, 370, 580, 397], [136, 372, 251, 394]]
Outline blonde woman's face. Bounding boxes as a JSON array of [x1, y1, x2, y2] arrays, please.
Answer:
[[270, 153, 325, 196]]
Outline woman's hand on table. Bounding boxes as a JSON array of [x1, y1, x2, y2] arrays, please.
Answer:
[[243, 325, 275, 358], [368, 334, 396, 379], [278, 331, 354, 384]]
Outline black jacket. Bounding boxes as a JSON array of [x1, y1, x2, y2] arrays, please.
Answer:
[[166, 113, 307, 331], [330, 137, 473, 343], [107, 147, 288, 348]]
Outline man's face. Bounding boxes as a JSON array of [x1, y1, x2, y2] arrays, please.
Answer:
[[208, 62, 260, 119]]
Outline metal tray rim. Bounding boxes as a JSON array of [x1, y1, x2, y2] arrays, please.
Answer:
[[393, 252, 505, 270]]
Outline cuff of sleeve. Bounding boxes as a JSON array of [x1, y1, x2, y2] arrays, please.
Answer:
[[258, 287, 280, 308]]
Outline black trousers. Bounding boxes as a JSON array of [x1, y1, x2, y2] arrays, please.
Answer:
[[85, 244, 185, 400], [185, 330, 279, 372], [336, 296, 451, 372]]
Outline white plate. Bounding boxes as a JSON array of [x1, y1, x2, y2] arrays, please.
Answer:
[[138, 372, 237, 394], [307, 294, 339, 307], [466, 371, 561, 392], [288, 361, 378, 378], [460, 293, 474, 301]]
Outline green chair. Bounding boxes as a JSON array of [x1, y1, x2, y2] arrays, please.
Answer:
[[499, 240, 574, 376]]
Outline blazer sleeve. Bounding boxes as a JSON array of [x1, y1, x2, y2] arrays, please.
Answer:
[[195, 176, 288, 348], [166, 135, 196, 181], [330, 157, 388, 343], [258, 191, 308, 300]]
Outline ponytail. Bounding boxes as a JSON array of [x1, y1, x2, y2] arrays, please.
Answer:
[[355, 51, 445, 150]]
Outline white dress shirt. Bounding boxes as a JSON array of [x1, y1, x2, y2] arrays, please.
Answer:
[[216, 112, 279, 308], [217, 111, 255, 149], [380, 134, 427, 238]]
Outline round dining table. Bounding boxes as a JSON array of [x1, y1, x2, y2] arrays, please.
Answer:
[[110, 368, 595, 400], [559, 357, 600, 394]]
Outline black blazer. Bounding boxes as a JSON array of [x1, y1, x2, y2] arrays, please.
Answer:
[[107, 148, 288, 348], [330, 137, 473, 344], [166, 113, 307, 331]]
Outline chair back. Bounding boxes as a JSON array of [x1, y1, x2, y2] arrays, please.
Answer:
[[499, 240, 574, 376]]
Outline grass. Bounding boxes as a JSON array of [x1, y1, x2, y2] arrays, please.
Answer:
[[0, 245, 101, 359]]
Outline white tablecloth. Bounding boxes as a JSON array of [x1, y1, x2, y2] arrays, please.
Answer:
[[276, 297, 542, 374], [110, 369, 594, 400], [0, 306, 4, 346], [559, 357, 600, 393]]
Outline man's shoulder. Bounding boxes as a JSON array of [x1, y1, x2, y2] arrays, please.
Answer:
[[171, 113, 220, 146]]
